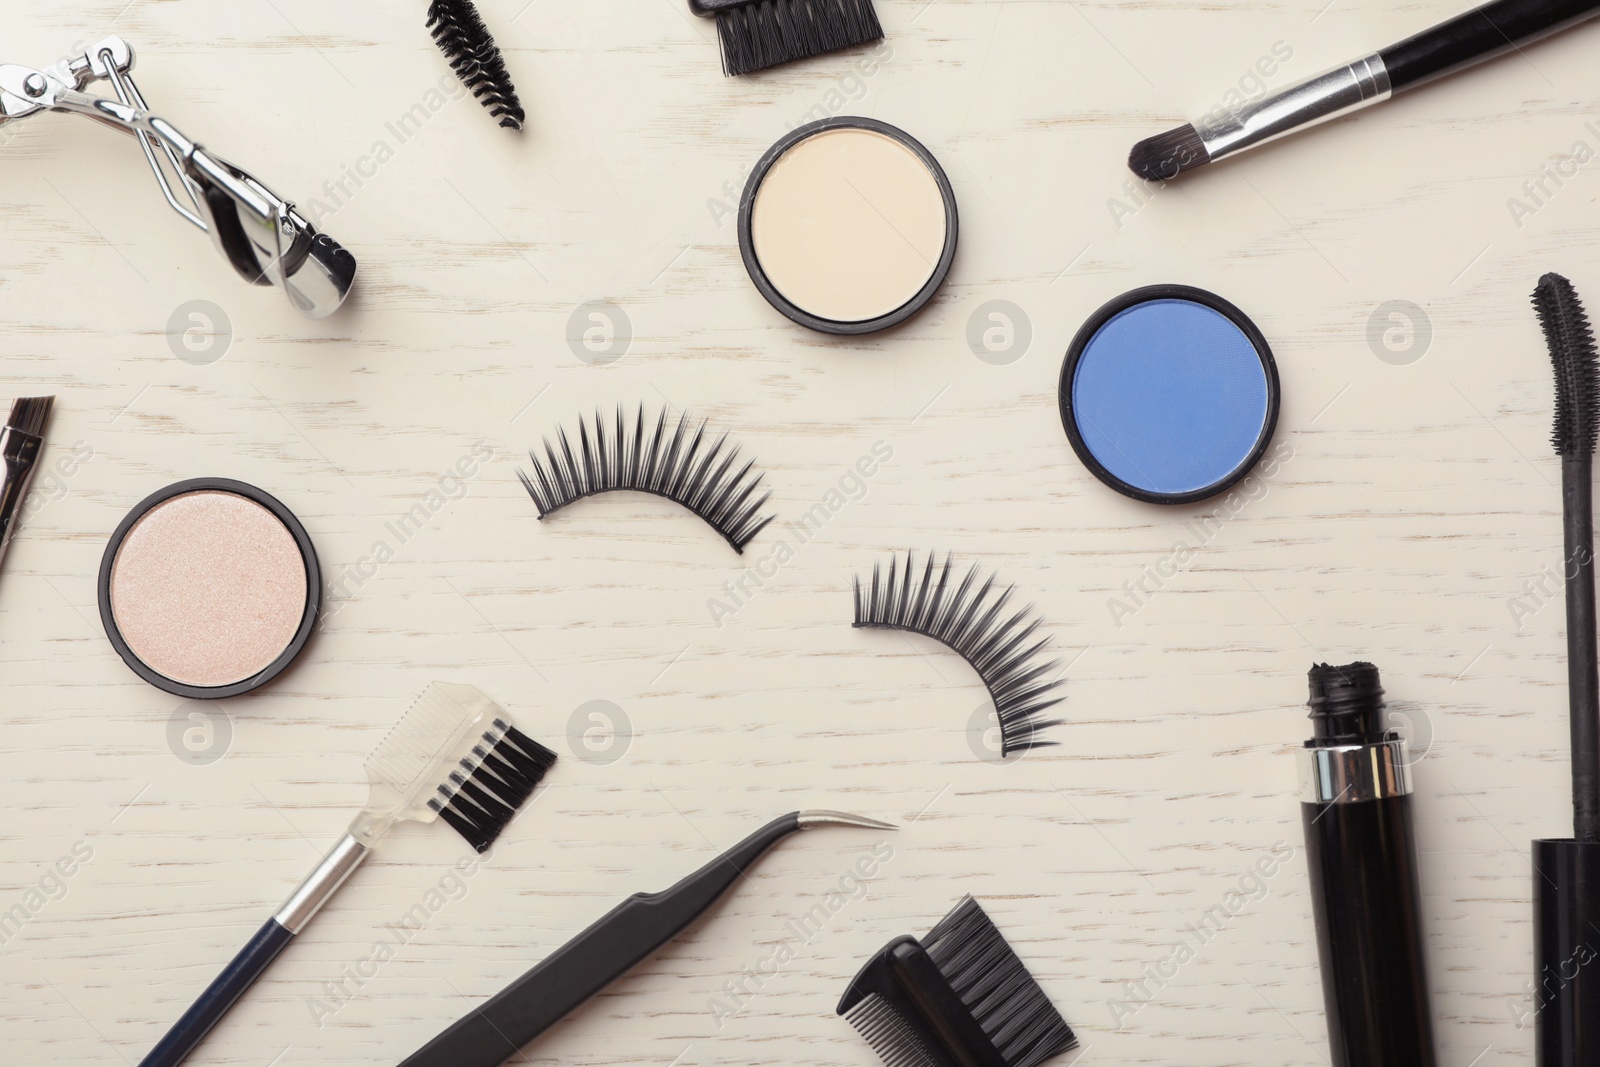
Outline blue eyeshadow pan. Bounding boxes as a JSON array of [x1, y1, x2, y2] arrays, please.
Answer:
[[1058, 285, 1279, 505]]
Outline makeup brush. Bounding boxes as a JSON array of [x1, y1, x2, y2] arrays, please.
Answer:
[[0, 396, 54, 577], [137, 683, 556, 1067], [1532, 272, 1600, 1067], [1129, 0, 1600, 182], [427, 0, 525, 130], [398, 810, 896, 1067], [690, 0, 884, 76]]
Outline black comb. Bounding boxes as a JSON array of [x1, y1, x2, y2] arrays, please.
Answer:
[[839, 896, 1076, 1067], [427, 0, 526, 130], [689, 0, 884, 76]]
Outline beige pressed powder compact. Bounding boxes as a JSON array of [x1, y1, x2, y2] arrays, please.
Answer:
[[98, 478, 321, 699], [738, 117, 958, 335]]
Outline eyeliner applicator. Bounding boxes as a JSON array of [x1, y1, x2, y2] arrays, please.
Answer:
[[1532, 272, 1600, 1065], [1129, 0, 1600, 182]]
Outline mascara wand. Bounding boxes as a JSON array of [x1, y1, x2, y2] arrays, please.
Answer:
[[1532, 272, 1600, 1066], [1537, 272, 1600, 842]]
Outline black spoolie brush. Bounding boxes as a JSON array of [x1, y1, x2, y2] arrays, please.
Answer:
[[1532, 272, 1600, 1067], [691, 0, 884, 76], [427, 0, 526, 130]]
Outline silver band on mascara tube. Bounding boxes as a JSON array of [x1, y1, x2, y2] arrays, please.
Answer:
[[1297, 738, 1412, 805], [1195, 54, 1392, 164]]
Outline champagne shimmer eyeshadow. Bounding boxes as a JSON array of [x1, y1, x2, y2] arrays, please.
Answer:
[[99, 479, 320, 698], [739, 118, 958, 335]]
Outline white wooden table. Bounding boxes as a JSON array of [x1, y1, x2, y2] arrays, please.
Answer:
[[2, 1, 1596, 1064]]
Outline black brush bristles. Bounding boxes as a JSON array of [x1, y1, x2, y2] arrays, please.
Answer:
[[853, 552, 1063, 756], [691, 0, 884, 77], [923, 898, 1077, 1067], [6, 396, 53, 438], [428, 721, 556, 853], [427, 0, 526, 130], [1537, 273, 1600, 457], [1536, 272, 1600, 843], [1128, 123, 1209, 182], [517, 406, 776, 553]]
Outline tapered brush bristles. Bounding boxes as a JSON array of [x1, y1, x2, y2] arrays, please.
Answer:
[[429, 723, 556, 852], [842, 994, 941, 1067], [7, 396, 53, 438], [518, 407, 776, 553], [712, 0, 884, 76], [427, 0, 526, 130], [923, 898, 1077, 1067], [1128, 123, 1209, 182], [853, 552, 1063, 756], [1536, 273, 1600, 457]]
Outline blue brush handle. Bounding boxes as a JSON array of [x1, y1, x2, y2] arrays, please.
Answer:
[[137, 918, 295, 1067]]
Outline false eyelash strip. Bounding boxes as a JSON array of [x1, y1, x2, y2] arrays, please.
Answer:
[[427, 0, 526, 130], [517, 407, 777, 553], [853, 551, 1063, 756]]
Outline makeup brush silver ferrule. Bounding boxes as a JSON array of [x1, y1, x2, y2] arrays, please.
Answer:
[[0, 397, 54, 570], [1195, 55, 1392, 165]]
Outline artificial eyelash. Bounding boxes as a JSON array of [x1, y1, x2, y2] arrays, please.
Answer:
[[427, 0, 526, 131], [853, 551, 1064, 757], [517, 406, 777, 553]]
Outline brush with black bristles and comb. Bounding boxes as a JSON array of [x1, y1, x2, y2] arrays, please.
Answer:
[[691, 0, 884, 76], [135, 683, 556, 1067], [427, 0, 526, 130], [839, 896, 1077, 1067]]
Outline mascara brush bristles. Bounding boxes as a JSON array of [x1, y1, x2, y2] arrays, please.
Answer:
[[7, 396, 54, 438], [1536, 272, 1600, 843], [427, 0, 525, 130]]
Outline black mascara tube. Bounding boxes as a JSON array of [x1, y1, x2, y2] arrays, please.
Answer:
[[1298, 662, 1437, 1067]]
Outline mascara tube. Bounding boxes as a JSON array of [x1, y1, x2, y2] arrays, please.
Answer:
[[1297, 661, 1437, 1067]]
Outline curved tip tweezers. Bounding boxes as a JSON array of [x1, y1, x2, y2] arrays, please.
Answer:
[[400, 810, 897, 1067]]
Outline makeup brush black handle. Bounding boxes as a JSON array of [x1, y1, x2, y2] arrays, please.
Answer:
[[137, 919, 295, 1067], [1564, 457, 1600, 842], [398, 812, 804, 1067], [1380, 0, 1600, 92]]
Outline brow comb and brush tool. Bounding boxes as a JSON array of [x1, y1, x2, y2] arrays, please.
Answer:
[[838, 895, 1077, 1067], [1531, 272, 1600, 1067], [1129, 0, 1600, 182], [137, 683, 556, 1067], [0, 396, 54, 583], [0, 37, 356, 318], [398, 810, 896, 1067]]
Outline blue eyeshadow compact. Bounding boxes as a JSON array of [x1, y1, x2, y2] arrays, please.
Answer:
[[1058, 285, 1280, 505]]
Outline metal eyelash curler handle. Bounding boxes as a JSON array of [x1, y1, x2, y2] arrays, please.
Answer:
[[0, 37, 355, 319]]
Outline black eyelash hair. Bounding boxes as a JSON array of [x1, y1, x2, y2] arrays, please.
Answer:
[[428, 719, 557, 853], [689, 0, 884, 77], [838, 896, 1077, 1067], [427, 0, 526, 130], [853, 551, 1063, 757], [517, 406, 776, 553]]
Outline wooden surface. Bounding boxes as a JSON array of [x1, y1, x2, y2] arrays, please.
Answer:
[[3, 1, 1599, 1064]]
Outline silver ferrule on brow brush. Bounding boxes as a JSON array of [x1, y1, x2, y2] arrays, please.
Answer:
[[272, 833, 371, 933], [1194, 54, 1392, 164], [0, 426, 46, 564]]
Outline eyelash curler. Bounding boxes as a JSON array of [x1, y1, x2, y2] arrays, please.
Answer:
[[0, 37, 356, 319]]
